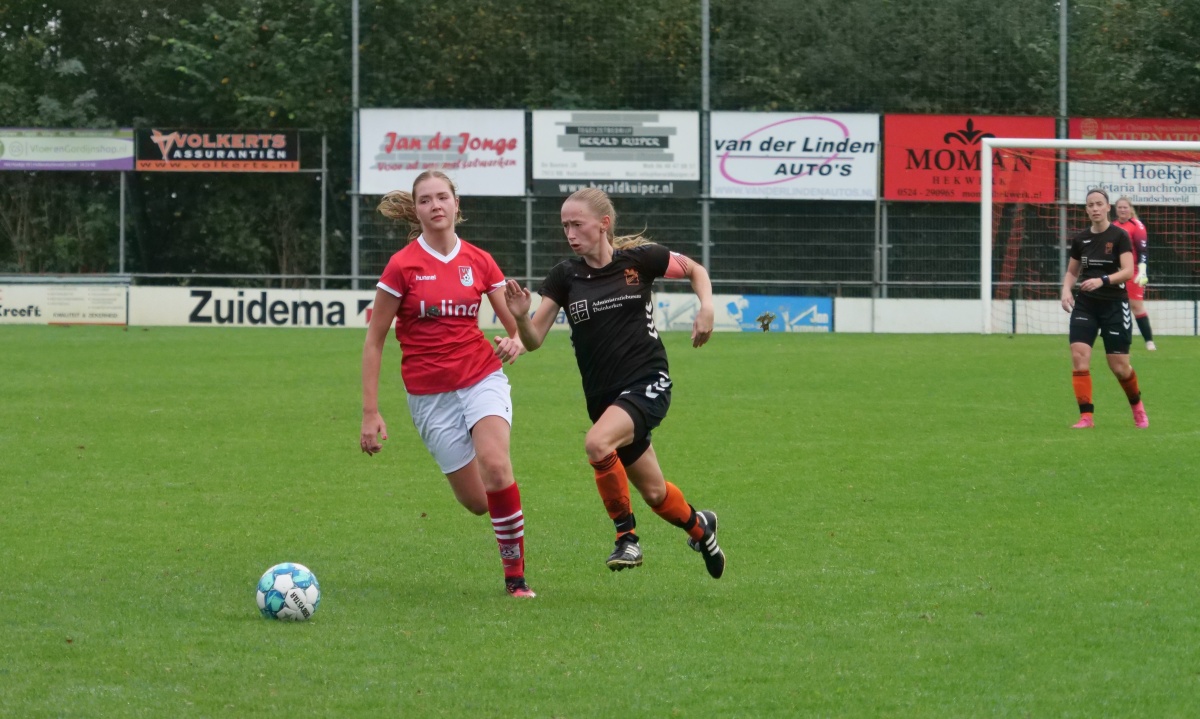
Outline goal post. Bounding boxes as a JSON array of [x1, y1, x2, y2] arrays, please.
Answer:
[[981, 137, 1200, 335]]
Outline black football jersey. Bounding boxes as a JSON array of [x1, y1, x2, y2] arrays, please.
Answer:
[[539, 244, 671, 399], [1069, 224, 1132, 301]]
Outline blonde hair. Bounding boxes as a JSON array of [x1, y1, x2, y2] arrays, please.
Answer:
[[1115, 196, 1139, 218], [377, 170, 465, 241], [565, 188, 652, 249]]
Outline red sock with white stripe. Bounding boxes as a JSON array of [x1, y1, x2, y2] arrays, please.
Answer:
[[487, 482, 525, 580]]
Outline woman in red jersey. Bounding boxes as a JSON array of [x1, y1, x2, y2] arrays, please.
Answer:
[[504, 188, 725, 580], [1113, 197, 1156, 351], [360, 170, 535, 598]]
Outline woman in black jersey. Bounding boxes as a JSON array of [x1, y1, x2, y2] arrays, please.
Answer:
[[1059, 188, 1148, 429], [504, 188, 725, 579]]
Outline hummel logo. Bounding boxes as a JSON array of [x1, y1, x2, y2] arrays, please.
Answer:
[[1083, 240, 1092, 244], [415, 274, 437, 281]]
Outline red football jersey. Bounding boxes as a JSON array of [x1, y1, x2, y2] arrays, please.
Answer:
[[1113, 217, 1148, 270], [377, 236, 506, 395]]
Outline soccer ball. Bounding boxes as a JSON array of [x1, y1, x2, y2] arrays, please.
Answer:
[[256, 562, 321, 621]]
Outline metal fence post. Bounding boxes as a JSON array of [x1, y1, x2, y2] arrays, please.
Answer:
[[524, 194, 534, 284], [700, 0, 712, 271], [350, 0, 361, 289], [119, 171, 127, 275], [320, 134, 328, 289]]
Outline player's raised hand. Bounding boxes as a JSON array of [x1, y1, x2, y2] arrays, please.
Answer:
[[692, 303, 714, 348], [504, 279, 532, 317], [361, 412, 388, 456], [493, 335, 525, 365]]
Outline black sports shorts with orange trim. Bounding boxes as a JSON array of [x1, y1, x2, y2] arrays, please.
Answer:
[[1069, 293, 1132, 355], [585, 371, 673, 466]]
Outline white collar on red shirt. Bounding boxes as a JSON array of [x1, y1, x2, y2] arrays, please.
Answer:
[[417, 234, 461, 263]]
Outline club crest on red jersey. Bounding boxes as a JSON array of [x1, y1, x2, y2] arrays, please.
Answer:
[[458, 266, 474, 286]]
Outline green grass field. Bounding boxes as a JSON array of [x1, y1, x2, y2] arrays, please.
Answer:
[[3, 326, 1198, 717]]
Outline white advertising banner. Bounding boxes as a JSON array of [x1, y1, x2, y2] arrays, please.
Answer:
[[1067, 161, 1200, 205], [0, 284, 127, 325], [129, 287, 378, 328], [710, 112, 880, 200], [126, 286, 572, 332], [655, 293, 832, 333], [532, 110, 700, 196], [0, 128, 135, 171], [120, 286, 842, 334], [358, 109, 526, 197], [1068, 117, 1200, 206]]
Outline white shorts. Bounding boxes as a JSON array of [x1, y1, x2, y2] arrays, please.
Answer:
[[407, 369, 512, 474]]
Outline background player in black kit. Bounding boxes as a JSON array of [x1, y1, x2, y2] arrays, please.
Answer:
[[1059, 188, 1149, 429], [504, 188, 725, 578]]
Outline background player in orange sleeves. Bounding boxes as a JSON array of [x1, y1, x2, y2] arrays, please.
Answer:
[[361, 170, 536, 598], [1113, 196, 1156, 351], [504, 187, 725, 579], [1059, 188, 1148, 429]]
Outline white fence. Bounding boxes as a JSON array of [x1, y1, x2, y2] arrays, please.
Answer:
[[3, 283, 1196, 335]]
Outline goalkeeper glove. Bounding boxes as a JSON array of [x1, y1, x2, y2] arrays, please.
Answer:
[[1136, 262, 1149, 287]]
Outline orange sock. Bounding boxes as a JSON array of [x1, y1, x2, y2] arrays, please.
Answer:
[[1118, 369, 1141, 405], [1072, 370, 1094, 415], [651, 482, 704, 541], [590, 452, 636, 537]]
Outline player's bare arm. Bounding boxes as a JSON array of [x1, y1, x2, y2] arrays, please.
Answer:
[[1060, 258, 1081, 313], [361, 288, 399, 455], [504, 279, 558, 351], [684, 258, 714, 348], [665, 252, 714, 348], [1116, 250, 1135, 286], [489, 285, 525, 365]]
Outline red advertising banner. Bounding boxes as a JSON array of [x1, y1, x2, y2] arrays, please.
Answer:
[[884, 115, 1056, 202], [136, 129, 300, 172], [1069, 117, 1200, 161]]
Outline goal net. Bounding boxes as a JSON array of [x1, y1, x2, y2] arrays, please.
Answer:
[[982, 138, 1200, 337]]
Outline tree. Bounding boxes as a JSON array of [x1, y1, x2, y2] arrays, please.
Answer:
[[3, 0, 1200, 279], [0, 1, 126, 272], [1070, 0, 1200, 117], [712, 0, 1059, 114]]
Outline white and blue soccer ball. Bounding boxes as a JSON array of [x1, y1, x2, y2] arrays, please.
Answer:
[[256, 562, 321, 621]]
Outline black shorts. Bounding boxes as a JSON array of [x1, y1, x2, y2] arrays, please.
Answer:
[[586, 371, 672, 466], [1069, 293, 1132, 355]]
